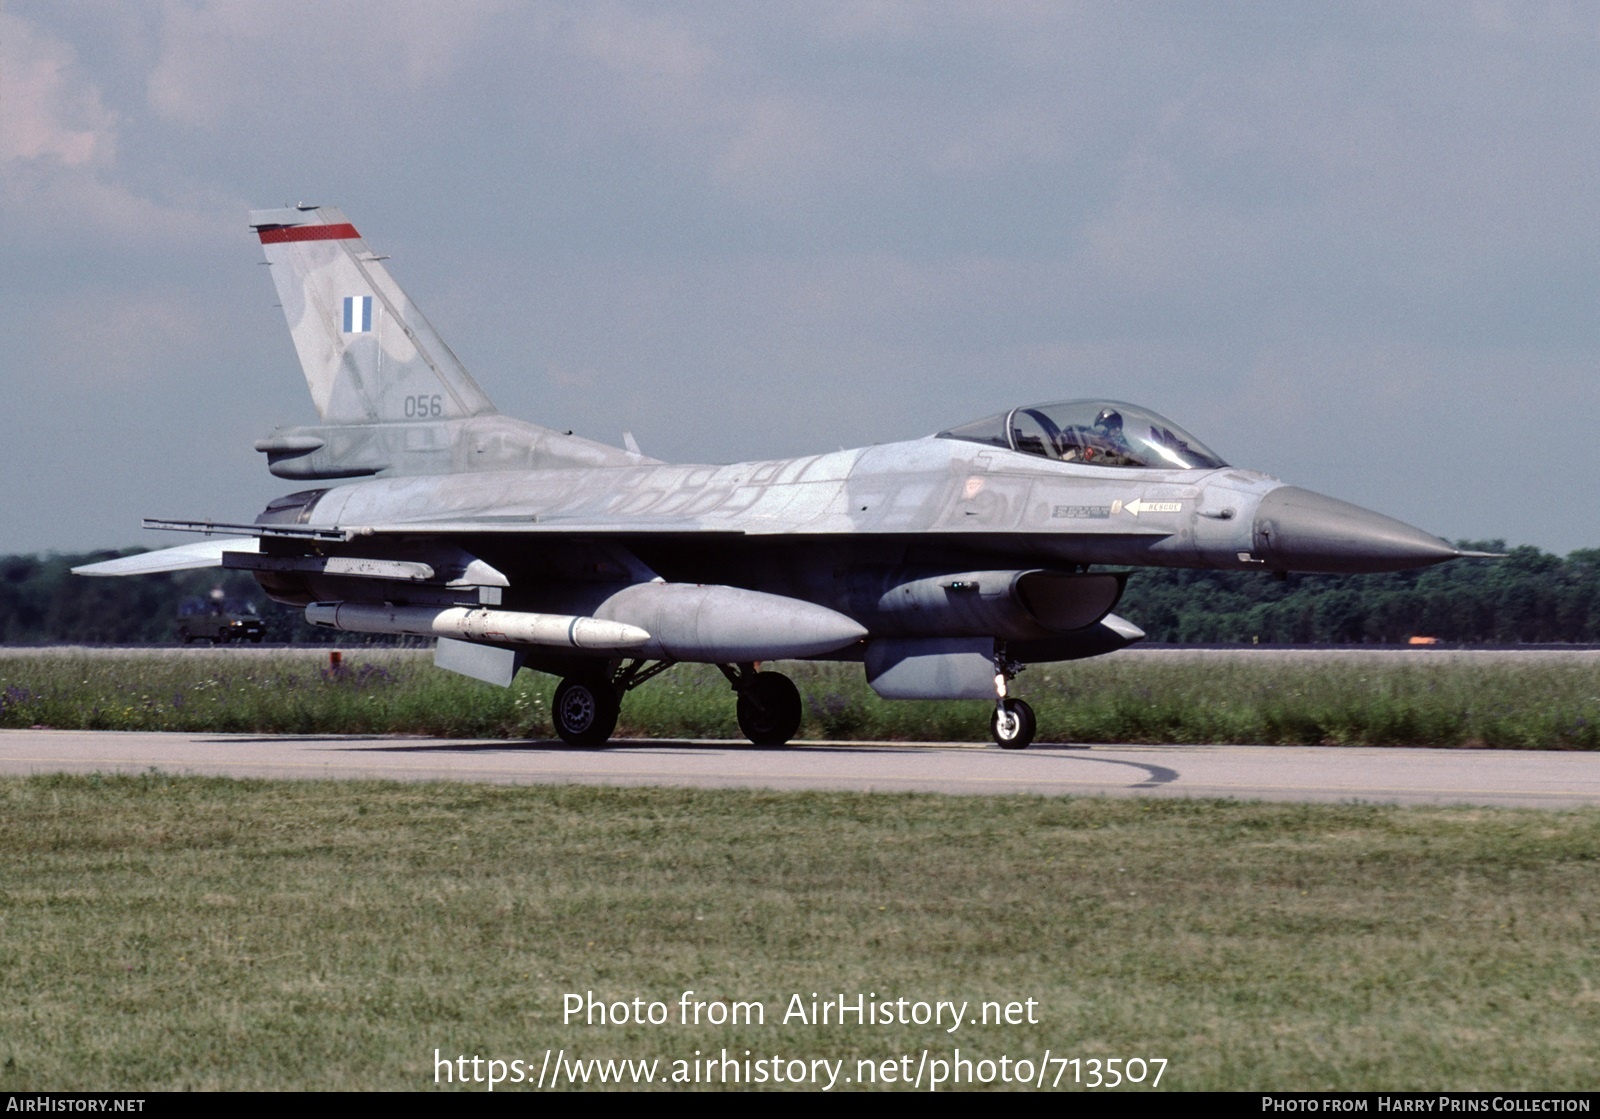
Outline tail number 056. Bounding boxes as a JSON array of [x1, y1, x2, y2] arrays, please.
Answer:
[[404, 394, 443, 418]]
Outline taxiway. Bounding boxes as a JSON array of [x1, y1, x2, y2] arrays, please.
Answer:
[[1, 729, 1595, 808]]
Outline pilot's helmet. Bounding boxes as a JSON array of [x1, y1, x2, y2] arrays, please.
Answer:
[[1093, 408, 1123, 434]]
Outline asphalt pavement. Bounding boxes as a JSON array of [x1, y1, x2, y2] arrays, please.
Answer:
[[1, 729, 1596, 808]]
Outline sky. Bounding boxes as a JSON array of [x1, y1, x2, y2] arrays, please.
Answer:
[[3, 1, 1597, 555]]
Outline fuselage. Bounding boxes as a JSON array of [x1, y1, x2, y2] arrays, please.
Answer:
[[268, 431, 1457, 586]]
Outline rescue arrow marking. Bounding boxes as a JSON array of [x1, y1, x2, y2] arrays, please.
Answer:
[[1114, 498, 1183, 517]]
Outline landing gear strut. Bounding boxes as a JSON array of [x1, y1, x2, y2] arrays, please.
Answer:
[[550, 659, 676, 747], [990, 645, 1035, 749], [721, 663, 803, 747]]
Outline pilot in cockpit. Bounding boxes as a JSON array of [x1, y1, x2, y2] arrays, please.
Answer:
[[1082, 407, 1140, 465], [1092, 407, 1123, 440], [940, 400, 1228, 470]]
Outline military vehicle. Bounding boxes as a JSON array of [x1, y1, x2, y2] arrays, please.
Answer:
[[176, 593, 264, 644]]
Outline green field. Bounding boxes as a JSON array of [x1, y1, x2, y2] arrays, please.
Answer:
[[2, 649, 1598, 748], [1, 775, 1595, 1091]]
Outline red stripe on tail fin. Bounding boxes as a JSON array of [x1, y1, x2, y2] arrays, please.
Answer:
[[258, 223, 360, 244]]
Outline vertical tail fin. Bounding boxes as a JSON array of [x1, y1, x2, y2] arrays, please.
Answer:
[[249, 205, 497, 424]]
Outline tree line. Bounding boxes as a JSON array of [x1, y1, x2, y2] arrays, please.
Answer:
[[1116, 543, 1600, 644], [0, 551, 326, 645], [1, 542, 1596, 646]]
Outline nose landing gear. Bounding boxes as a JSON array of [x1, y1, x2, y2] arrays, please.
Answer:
[[990, 646, 1035, 749], [991, 698, 1037, 749]]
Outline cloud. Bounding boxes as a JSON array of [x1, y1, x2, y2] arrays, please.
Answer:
[[144, 0, 520, 127], [0, 9, 228, 245], [0, 11, 116, 168]]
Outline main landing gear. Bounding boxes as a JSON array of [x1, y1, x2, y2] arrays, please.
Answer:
[[550, 675, 621, 747], [720, 664, 803, 747], [990, 645, 1036, 750], [550, 659, 675, 747], [549, 660, 803, 748]]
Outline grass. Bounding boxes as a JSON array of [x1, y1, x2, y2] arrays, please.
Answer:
[[1, 649, 1599, 747], [0, 775, 1595, 1090]]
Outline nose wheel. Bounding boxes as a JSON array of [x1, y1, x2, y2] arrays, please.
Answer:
[[991, 698, 1036, 749], [990, 644, 1035, 749]]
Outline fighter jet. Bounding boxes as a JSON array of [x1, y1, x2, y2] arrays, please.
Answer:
[[76, 205, 1478, 749]]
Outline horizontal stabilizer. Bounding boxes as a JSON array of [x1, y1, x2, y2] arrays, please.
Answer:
[[142, 518, 352, 542], [142, 515, 740, 541], [72, 538, 260, 577]]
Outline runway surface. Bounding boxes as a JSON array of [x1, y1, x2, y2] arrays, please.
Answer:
[[2, 729, 1597, 808]]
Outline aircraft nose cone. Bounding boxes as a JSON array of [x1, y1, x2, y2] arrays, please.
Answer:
[[1253, 486, 1461, 573]]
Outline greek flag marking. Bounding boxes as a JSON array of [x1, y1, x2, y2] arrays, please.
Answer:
[[343, 295, 373, 333]]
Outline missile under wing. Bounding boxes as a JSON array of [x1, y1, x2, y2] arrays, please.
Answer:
[[77, 206, 1480, 748]]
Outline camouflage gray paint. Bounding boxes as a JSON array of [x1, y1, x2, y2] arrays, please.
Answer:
[[77, 206, 1479, 748]]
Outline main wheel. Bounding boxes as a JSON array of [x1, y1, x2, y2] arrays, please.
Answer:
[[552, 676, 620, 746], [736, 672, 803, 746], [991, 698, 1036, 749]]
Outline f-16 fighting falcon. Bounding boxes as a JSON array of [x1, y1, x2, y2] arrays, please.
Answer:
[[77, 206, 1479, 748]]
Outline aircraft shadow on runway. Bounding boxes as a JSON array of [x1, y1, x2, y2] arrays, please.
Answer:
[[202, 735, 1181, 786]]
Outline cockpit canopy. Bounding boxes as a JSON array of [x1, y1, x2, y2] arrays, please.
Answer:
[[938, 400, 1227, 470]]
